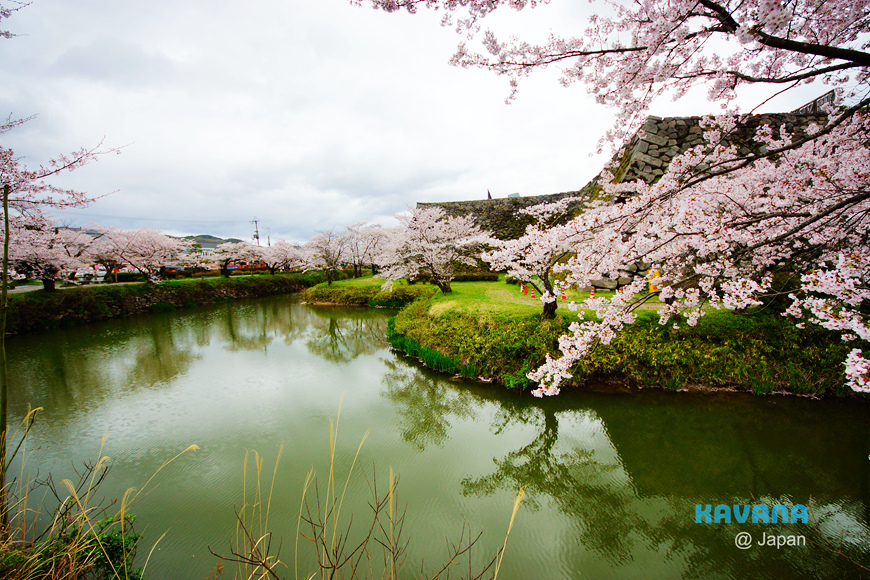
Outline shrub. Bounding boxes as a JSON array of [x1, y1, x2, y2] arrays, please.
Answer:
[[453, 271, 499, 282], [6, 272, 320, 334], [370, 284, 436, 308], [389, 293, 852, 396]]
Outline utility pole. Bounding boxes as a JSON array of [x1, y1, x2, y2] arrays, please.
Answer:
[[251, 218, 260, 246], [266, 227, 271, 247]]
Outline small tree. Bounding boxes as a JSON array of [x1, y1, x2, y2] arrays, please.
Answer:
[[362, 224, 389, 276], [213, 241, 261, 278], [345, 222, 388, 278], [260, 240, 302, 275], [304, 229, 347, 285], [378, 206, 488, 293], [88, 234, 126, 282], [482, 197, 583, 318], [10, 223, 93, 291]]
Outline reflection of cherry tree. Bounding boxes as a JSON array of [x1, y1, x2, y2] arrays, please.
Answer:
[[129, 316, 197, 386], [212, 298, 319, 352], [218, 302, 274, 353], [380, 357, 477, 450], [304, 306, 390, 363], [378, 359, 870, 574], [459, 405, 645, 559]]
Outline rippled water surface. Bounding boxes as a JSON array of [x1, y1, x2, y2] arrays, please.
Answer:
[[8, 294, 870, 578]]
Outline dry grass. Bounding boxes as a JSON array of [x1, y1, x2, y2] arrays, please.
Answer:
[[211, 402, 526, 580], [0, 411, 198, 580]]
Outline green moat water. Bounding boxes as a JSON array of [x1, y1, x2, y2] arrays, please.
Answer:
[[7, 294, 870, 578]]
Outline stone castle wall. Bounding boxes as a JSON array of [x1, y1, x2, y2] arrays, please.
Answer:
[[419, 110, 828, 288], [420, 111, 827, 243], [615, 112, 827, 184], [417, 187, 599, 240]]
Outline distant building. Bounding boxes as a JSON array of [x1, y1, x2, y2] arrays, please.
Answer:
[[195, 240, 220, 257]]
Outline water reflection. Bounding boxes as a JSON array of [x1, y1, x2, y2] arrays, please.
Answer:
[[383, 357, 870, 578], [382, 358, 476, 450], [5, 296, 870, 579], [304, 306, 390, 363], [10, 299, 392, 407]]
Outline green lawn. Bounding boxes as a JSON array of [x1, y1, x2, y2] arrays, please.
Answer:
[[327, 274, 666, 316]]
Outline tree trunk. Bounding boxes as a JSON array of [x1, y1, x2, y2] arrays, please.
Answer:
[[541, 278, 557, 319], [436, 280, 452, 293], [542, 299, 557, 319], [41, 277, 56, 292], [0, 184, 9, 538]]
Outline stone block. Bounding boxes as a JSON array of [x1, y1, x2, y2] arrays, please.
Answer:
[[641, 132, 668, 146], [591, 278, 619, 290], [634, 152, 664, 167]]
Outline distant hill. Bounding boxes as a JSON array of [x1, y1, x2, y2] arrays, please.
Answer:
[[183, 234, 245, 244]]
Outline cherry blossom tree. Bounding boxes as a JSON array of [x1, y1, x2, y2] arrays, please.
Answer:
[[10, 223, 94, 291], [359, 0, 870, 395], [93, 227, 190, 282], [0, 113, 118, 534], [213, 241, 261, 278], [357, 0, 868, 141], [345, 222, 386, 278], [260, 240, 302, 275], [88, 233, 127, 282], [525, 113, 870, 396], [345, 222, 389, 277], [378, 206, 488, 293], [0, 1, 26, 40], [482, 196, 586, 318], [304, 229, 348, 285]]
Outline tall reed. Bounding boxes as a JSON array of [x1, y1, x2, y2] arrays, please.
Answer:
[[214, 405, 525, 579], [0, 419, 198, 580]]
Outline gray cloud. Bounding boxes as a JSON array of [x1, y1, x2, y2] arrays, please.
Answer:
[[2, 0, 820, 244]]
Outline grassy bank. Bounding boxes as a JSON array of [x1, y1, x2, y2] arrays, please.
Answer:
[[387, 278, 854, 396], [303, 277, 437, 308], [6, 272, 330, 334]]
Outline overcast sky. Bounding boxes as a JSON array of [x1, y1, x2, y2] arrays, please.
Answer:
[[1, 0, 826, 242]]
